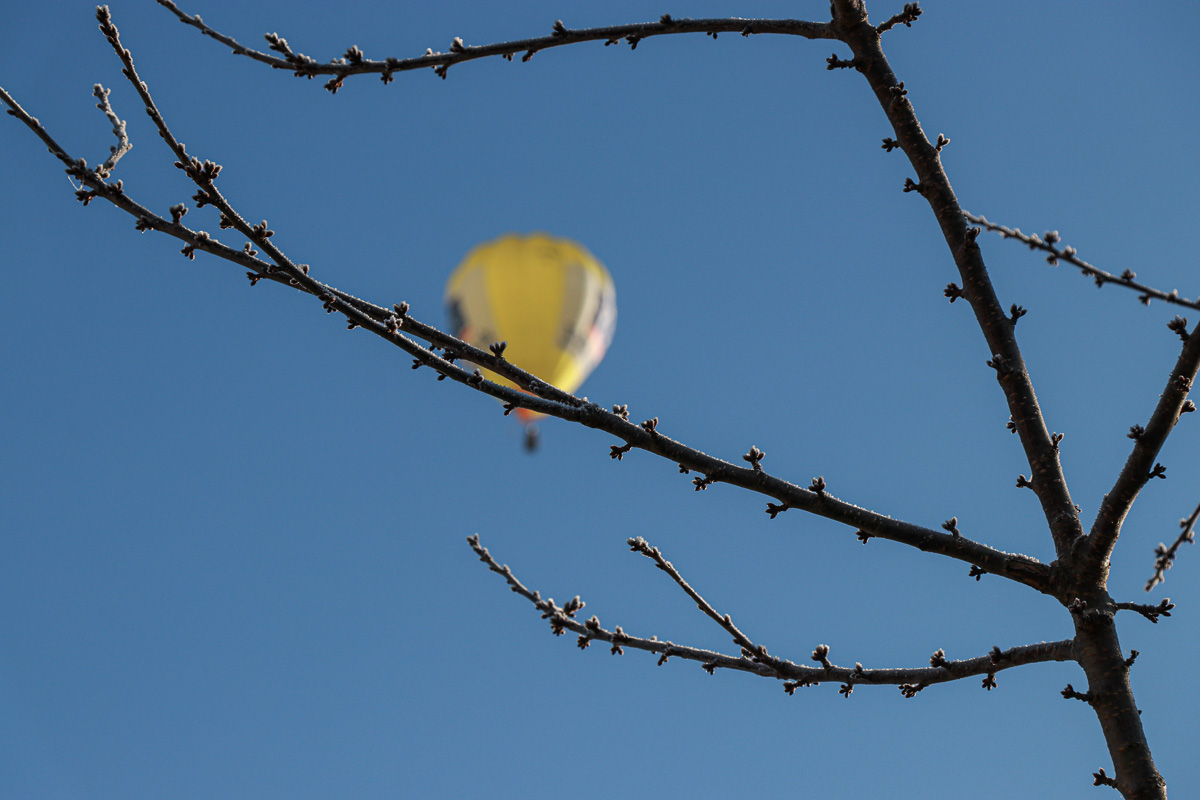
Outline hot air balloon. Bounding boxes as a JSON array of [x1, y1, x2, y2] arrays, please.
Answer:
[[445, 233, 616, 448]]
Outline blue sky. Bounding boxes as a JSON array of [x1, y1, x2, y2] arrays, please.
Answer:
[[2, 1, 1199, 797]]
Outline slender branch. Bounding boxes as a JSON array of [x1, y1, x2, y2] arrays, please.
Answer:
[[964, 212, 1200, 312], [0, 14, 1053, 596], [157, 1, 835, 91], [469, 534, 1075, 693], [90, 84, 130, 178], [1081, 322, 1200, 583], [1145, 500, 1200, 591]]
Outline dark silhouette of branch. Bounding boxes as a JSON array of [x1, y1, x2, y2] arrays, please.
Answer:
[[1082, 323, 1200, 583], [0, 8, 1054, 598], [833, 6, 1083, 560], [964, 212, 1200, 312], [1145, 500, 1200, 591], [469, 534, 1074, 692], [2, 3, 1183, 796], [829, 2, 1160, 794], [157, 0, 835, 91]]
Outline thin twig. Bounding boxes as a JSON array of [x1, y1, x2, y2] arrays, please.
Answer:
[[1145, 500, 1200, 591], [964, 212, 1200, 312], [91, 84, 130, 178], [469, 535, 1075, 692], [157, 1, 835, 91], [627, 536, 789, 674]]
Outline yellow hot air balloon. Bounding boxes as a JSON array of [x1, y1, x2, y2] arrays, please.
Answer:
[[445, 233, 616, 445]]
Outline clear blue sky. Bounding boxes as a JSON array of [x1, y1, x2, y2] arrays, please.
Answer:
[[3, 1, 1199, 797]]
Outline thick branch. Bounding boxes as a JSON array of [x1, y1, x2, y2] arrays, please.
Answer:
[[1081, 322, 1200, 584], [965, 212, 1200, 312], [469, 534, 1074, 693], [831, 2, 1083, 558], [158, 0, 835, 90]]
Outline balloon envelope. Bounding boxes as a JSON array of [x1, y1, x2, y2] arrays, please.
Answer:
[[445, 233, 616, 423]]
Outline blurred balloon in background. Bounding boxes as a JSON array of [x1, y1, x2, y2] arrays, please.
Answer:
[[445, 233, 616, 449]]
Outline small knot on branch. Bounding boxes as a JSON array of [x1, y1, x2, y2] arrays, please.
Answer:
[[1092, 768, 1119, 789], [1061, 683, 1092, 703], [1127, 424, 1144, 441], [987, 354, 1012, 375], [1015, 474, 1033, 490], [551, 19, 568, 36], [489, 340, 507, 357], [1125, 649, 1139, 668], [856, 529, 872, 544], [969, 565, 986, 580], [929, 648, 949, 669], [826, 54, 858, 70], [1051, 432, 1064, 451], [941, 517, 960, 537], [899, 682, 926, 698], [934, 133, 950, 151], [1009, 304, 1027, 325], [944, 282, 963, 303], [809, 476, 827, 496], [641, 417, 659, 435], [742, 445, 765, 471], [1168, 315, 1190, 341], [877, 2, 923, 33], [765, 502, 789, 519], [902, 177, 925, 195], [838, 684, 854, 698], [881, 137, 900, 152], [1149, 463, 1167, 480], [610, 443, 634, 461]]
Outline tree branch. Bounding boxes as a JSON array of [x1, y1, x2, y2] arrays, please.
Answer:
[[1081, 322, 1200, 584], [157, 1, 836, 91], [1145, 499, 1200, 592], [1, 9, 1053, 597], [964, 212, 1200, 312], [830, 4, 1083, 560], [469, 534, 1075, 694]]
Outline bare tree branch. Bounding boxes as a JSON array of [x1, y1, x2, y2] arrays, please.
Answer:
[[964, 212, 1200, 312], [1, 8, 1054, 597], [1145, 500, 1200, 592], [830, 2, 1084, 560], [1081, 323, 1200, 584], [829, 3, 1162, 794], [157, 0, 836, 91], [469, 534, 1075, 693]]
